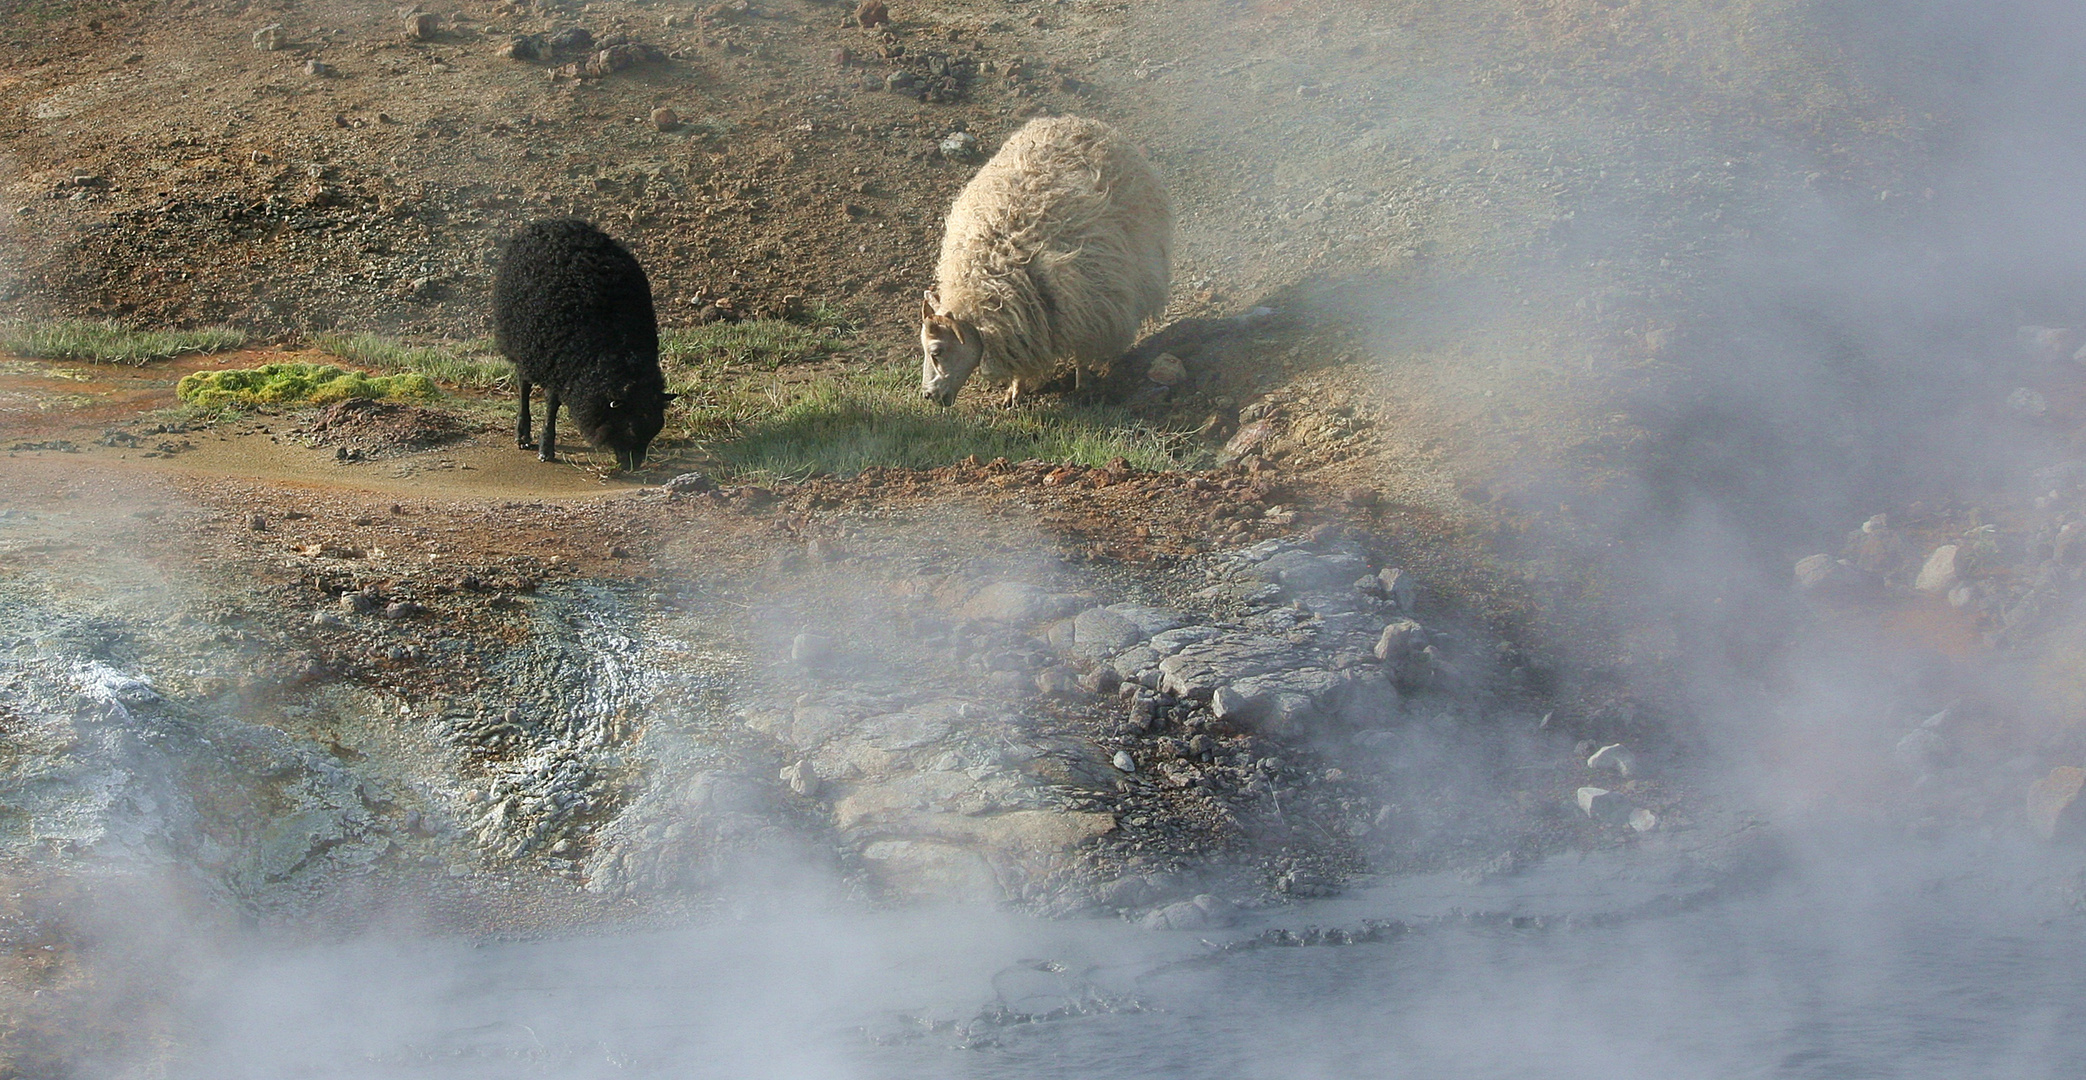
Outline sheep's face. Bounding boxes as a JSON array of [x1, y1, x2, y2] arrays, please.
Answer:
[[571, 383, 676, 471], [919, 291, 981, 407]]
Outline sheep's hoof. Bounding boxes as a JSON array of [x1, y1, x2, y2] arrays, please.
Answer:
[[518, 440, 535, 451], [538, 452, 557, 463]]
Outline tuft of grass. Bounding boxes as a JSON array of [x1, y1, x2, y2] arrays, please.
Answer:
[[661, 317, 849, 372], [311, 332, 512, 389], [1, 319, 247, 366], [176, 363, 438, 409], [666, 363, 1200, 481]]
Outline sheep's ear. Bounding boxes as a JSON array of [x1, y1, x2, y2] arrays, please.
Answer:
[[951, 321, 968, 345], [921, 289, 939, 319]]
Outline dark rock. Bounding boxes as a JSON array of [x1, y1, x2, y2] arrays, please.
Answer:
[[548, 26, 594, 51]]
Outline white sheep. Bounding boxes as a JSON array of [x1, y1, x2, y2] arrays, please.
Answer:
[[919, 115, 1173, 407]]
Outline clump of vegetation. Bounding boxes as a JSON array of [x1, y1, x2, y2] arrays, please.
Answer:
[[311, 332, 512, 389], [666, 363, 1198, 480], [1, 319, 247, 366], [176, 363, 438, 409], [660, 317, 850, 372]]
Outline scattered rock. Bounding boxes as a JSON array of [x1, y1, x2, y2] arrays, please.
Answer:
[[1586, 743, 1638, 778], [1035, 665, 1080, 697], [1915, 545, 1961, 594], [651, 106, 681, 131], [1223, 420, 1273, 460], [791, 632, 833, 666], [1138, 893, 1237, 931], [404, 12, 439, 40], [252, 24, 283, 51], [1078, 665, 1121, 695], [383, 601, 428, 619], [1111, 750, 1135, 773], [339, 591, 377, 615], [303, 59, 334, 78], [1254, 549, 1368, 592], [1145, 352, 1187, 386], [501, 33, 546, 60], [780, 759, 821, 797], [938, 131, 981, 161], [856, 0, 889, 29], [1576, 786, 1630, 824], [1376, 567, 1417, 609], [1071, 606, 1140, 653], [663, 471, 716, 495], [958, 582, 1083, 624], [2027, 766, 2086, 841], [547, 26, 594, 51], [1628, 808, 1658, 832]]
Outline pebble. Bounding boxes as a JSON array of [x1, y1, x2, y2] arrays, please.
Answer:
[[311, 610, 344, 628], [857, 0, 889, 29], [1586, 743, 1638, 778], [651, 106, 681, 131], [404, 12, 439, 40], [304, 59, 334, 78], [249, 513, 268, 531], [1628, 808, 1658, 832], [252, 24, 283, 51], [384, 601, 428, 619], [340, 591, 377, 615], [1111, 750, 1136, 773], [939, 131, 980, 161]]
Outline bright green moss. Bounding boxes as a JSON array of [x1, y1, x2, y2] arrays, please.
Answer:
[[175, 363, 439, 409]]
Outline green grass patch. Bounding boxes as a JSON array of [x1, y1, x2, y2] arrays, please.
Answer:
[[661, 317, 850, 372], [176, 363, 438, 409], [311, 332, 512, 389], [667, 363, 1200, 481], [1, 319, 247, 366]]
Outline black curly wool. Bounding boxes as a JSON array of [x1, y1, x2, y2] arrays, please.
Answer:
[[493, 218, 670, 470]]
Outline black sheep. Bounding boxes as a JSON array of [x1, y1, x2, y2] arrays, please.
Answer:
[[493, 218, 674, 470]]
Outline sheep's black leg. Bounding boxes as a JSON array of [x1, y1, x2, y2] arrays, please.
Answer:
[[538, 387, 559, 462], [517, 380, 534, 450]]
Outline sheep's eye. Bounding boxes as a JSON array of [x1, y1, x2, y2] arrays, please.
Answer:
[[608, 400, 621, 409]]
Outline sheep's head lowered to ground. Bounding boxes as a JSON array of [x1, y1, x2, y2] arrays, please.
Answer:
[[919, 290, 983, 407], [569, 382, 676, 470]]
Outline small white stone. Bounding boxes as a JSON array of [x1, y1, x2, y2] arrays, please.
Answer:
[[1628, 808, 1658, 832], [1586, 743, 1638, 777], [1112, 750, 1136, 773]]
